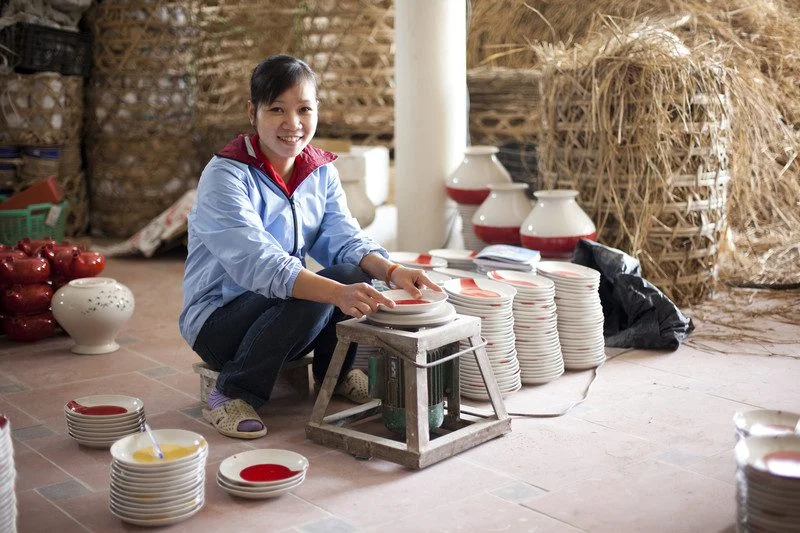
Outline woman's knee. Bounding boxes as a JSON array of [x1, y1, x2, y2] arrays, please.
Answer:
[[316, 263, 371, 285]]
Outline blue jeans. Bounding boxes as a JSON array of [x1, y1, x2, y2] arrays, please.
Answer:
[[192, 264, 370, 408]]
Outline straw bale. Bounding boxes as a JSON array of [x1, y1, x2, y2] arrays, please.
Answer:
[[537, 32, 732, 305]]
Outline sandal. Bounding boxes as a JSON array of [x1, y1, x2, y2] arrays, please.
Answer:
[[334, 369, 372, 404], [201, 398, 267, 440]]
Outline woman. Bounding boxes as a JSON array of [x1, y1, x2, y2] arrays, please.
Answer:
[[179, 55, 439, 439]]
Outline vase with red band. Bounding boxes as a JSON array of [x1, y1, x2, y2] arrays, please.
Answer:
[[520, 190, 597, 259], [472, 182, 531, 245], [445, 146, 512, 205]]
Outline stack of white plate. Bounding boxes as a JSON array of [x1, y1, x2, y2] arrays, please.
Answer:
[[109, 429, 208, 527], [217, 449, 309, 499], [455, 204, 486, 252], [64, 395, 145, 448], [388, 252, 447, 271], [487, 270, 564, 384], [734, 409, 800, 440], [365, 289, 455, 330], [0, 414, 16, 533], [428, 249, 478, 271], [537, 262, 606, 370], [735, 435, 800, 532], [442, 278, 521, 400]]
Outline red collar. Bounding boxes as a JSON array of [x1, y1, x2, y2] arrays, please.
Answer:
[[216, 134, 337, 196]]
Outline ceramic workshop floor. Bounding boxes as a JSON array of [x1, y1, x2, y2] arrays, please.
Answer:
[[2, 251, 798, 532]]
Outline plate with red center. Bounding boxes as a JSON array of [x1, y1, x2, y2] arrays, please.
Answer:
[[388, 252, 447, 270], [442, 277, 516, 304], [218, 449, 309, 487], [379, 289, 448, 314], [64, 395, 144, 420]]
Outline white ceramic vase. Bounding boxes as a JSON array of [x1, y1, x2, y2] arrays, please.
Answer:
[[520, 190, 597, 258], [445, 146, 512, 205], [51, 277, 135, 355], [340, 172, 376, 228], [472, 183, 531, 245]]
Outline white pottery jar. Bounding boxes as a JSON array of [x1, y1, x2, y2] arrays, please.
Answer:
[[340, 172, 376, 228], [445, 146, 512, 205], [520, 190, 597, 258], [51, 277, 135, 355], [471, 183, 532, 245]]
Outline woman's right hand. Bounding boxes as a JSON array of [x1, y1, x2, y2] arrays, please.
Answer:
[[333, 282, 395, 318]]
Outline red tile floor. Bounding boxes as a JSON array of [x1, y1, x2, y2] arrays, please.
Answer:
[[2, 251, 798, 532]]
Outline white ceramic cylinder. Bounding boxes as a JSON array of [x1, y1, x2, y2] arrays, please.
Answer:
[[472, 183, 531, 245], [520, 190, 597, 258], [51, 277, 135, 355], [446, 146, 513, 205], [395, 0, 466, 250]]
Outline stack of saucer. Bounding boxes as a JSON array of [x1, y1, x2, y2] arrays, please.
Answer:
[[455, 204, 486, 252], [428, 249, 478, 271], [64, 395, 145, 448], [735, 435, 800, 532], [487, 270, 564, 384], [442, 278, 521, 400], [0, 415, 16, 533], [388, 252, 447, 271], [109, 429, 208, 527], [217, 449, 309, 499], [365, 288, 456, 330], [537, 262, 605, 370]]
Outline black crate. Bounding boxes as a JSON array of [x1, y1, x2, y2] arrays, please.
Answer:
[[0, 22, 92, 77]]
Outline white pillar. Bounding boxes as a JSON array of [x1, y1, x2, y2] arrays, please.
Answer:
[[394, 0, 467, 251]]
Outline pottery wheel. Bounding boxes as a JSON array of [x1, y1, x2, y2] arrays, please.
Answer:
[[364, 303, 457, 330]]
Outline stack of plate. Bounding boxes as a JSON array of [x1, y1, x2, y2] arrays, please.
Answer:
[[455, 204, 486, 252], [442, 277, 522, 400], [487, 270, 564, 384], [109, 429, 208, 527], [217, 449, 309, 499], [428, 249, 478, 271], [388, 252, 447, 271], [0, 414, 16, 533], [735, 435, 800, 532], [365, 289, 455, 330], [537, 262, 606, 370], [734, 409, 800, 440], [64, 395, 145, 448]]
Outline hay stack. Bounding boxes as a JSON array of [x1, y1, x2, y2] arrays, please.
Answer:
[[537, 32, 732, 305], [467, 0, 800, 289]]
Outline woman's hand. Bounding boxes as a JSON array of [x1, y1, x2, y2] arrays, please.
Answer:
[[389, 265, 442, 297], [333, 282, 396, 319]]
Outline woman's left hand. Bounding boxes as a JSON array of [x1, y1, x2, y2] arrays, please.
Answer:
[[390, 265, 442, 298]]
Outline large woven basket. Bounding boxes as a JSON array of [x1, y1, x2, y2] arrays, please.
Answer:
[[468, 67, 541, 146], [0, 72, 70, 146], [538, 55, 731, 306]]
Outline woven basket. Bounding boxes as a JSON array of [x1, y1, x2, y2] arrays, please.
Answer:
[[0, 72, 69, 146], [538, 59, 731, 306], [299, 0, 395, 148], [468, 67, 541, 146], [59, 171, 89, 237]]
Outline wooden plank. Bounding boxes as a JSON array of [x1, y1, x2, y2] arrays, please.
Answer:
[[305, 423, 421, 469], [417, 418, 511, 468], [470, 335, 509, 420], [404, 350, 430, 454], [321, 400, 382, 427], [309, 336, 352, 425]]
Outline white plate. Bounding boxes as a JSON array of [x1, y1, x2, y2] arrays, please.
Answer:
[[109, 499, 203, 526], [425, 271, 452, 285], [388, 252, 447, 269], [734, 410, 800, 438], [365, 303, 458, 330], [64, 395, 144, 419], [432, 267, 485, 280], [428, 249, 478, 261], [736, 435, 800, 479], [217, 474, 304, 499], [378, 289, 448, 314], [110, 429, 207, 467], [537, 261, 601, 281], [486, 270, 555, 291], [218, 449, 308, 486], [443, 277, 516, 303]]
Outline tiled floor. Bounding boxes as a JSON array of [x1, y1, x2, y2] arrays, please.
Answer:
[[2, 250, 798, 532]]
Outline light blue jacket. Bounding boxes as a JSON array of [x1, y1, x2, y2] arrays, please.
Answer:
[[179, 135, 386, 347]]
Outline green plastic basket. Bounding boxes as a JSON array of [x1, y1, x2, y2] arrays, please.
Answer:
[[0, 200, 69, 245]]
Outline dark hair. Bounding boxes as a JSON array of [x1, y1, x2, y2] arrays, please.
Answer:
[[250, 55, 317, 111]]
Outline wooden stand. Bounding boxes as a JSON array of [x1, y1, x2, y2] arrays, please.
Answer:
[[306, 315, 511, 469]]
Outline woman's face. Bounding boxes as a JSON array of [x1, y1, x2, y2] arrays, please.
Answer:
[[249, 80, 318, 170]]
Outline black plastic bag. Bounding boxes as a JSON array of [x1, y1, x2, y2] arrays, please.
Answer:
[[572, 239, 694, 350]]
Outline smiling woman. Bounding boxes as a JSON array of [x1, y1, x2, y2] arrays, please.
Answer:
[[179, 55, 442, 440]]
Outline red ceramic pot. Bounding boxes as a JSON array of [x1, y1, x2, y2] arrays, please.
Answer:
[[471, 183, 532, 245], [2, 283, 53, 315], [445, 146, 512, 205], [36, 242, 84, 263], [520, 190, 597, 259], [53, 249, 106, 280], [17, 237, 57, 256], [0, 256, 51, 284], [4, 311, 57, 342]]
